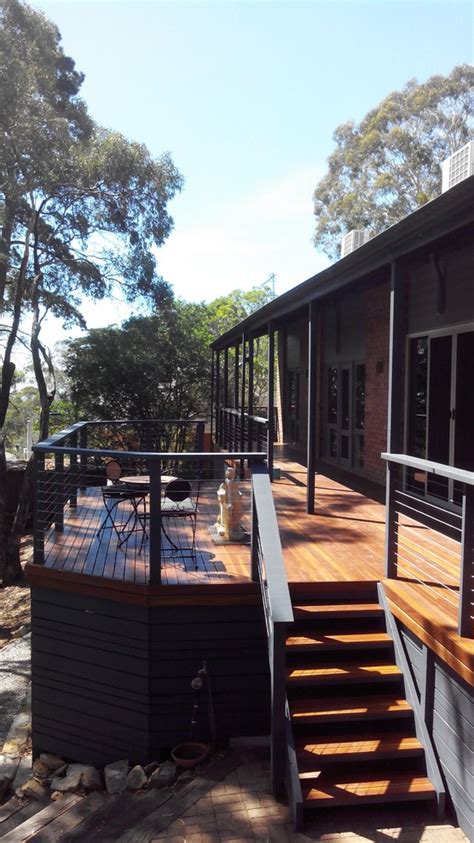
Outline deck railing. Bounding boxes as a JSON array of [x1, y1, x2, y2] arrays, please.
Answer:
[[215, 406, 272, 475], [382, 453, 474, 638], [250, 463, 296, 807], [32, 419, 272, 587]]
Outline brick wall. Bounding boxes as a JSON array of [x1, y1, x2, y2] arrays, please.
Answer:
[[364, 281, 390, 484]]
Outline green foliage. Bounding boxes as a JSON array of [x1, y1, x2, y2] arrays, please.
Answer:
[[65, 284, 275, 422], [313, 65, 474, 259], [0, 0, 183, 429]]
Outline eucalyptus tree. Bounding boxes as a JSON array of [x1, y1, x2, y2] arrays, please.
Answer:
[[313, 65, 474, 259], [0, 0, 182, 582]]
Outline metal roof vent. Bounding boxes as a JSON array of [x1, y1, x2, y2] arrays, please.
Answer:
[[441, 141, 474, 192], [340, 229, 369, 258]]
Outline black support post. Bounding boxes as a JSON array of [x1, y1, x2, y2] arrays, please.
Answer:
[[459, 486, 474, 638], [384, 261, 404, 578], [215, 350, 221, 447], [248, 334, 254, 451], [306, 301, 317, 514], [267, 322, 275, 480], [33, 451, 45, 565], [54, 451, 64, 532], [240, 334, 246, 452], [69, 432, 78, 508], [149, 459, 162, 586], [210, 350, 215, 447]]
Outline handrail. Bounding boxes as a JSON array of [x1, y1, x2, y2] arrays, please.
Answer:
[[218, 405, 269, 426], [36, 419, 207, 450], [382, 453, 474, 486], [33, 444, 264, 461], [251, 462, 293, 797]]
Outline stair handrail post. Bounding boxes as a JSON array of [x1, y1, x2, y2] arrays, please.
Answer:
[[384, 458, 399, 579], [459, 485, 474, 637], [271, 620, 288, 797]]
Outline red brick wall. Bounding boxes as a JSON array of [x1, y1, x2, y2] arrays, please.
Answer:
[[364, 281, 390, 484]]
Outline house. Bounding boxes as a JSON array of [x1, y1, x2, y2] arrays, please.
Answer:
[[27, 175, 473, 838]]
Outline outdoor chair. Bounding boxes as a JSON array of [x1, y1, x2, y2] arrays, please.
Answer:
[[160, 478, 201, 568], [97, 459, 147, 547]]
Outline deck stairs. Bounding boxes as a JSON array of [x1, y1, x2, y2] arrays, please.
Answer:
[[286, 586, 437, 824]]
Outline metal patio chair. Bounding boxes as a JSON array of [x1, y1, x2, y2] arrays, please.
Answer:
[[97, 459, 147, 547], [160, 478, 201, 568]]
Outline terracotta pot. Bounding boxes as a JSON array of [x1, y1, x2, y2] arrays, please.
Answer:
[[171, 741, 209, 769]]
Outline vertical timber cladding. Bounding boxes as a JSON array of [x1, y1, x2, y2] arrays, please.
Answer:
[[399, 625, 474, 843], [150, 603, 270, 752], [30, 584, 270, 767]]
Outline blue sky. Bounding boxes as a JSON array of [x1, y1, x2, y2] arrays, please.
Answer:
[[32, 0, 473, 338]]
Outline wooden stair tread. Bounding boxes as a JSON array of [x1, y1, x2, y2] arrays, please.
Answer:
[[293, 602, 383, 618], [297, 733, 423, 765], [302, 772, 436, 806], [290, 695, 413, 721], [288, 662, 401, 683], [287, 632, 391, 650]]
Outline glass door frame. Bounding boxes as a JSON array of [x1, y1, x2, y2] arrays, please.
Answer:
[[325, 361, 364, 471], [404, 321, 474, 507]]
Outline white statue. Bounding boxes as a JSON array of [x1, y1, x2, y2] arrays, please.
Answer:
[[215, 465, 245, 540]]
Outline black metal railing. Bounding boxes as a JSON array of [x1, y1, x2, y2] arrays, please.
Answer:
[[250, 463, 296, 808], [216, 406, 272, 472], [383, 453, 474, 638], [32, 420, 276, 587]]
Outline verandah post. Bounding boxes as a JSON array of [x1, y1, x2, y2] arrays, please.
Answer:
[[248, 333, 254, 451], [306, 301, 317, 514], [240, 333, 246, 452], [384, 260, 404, 578], [149, 459, 162, 586], [459, 486, 474, 638], [267, 322, 275, 481]]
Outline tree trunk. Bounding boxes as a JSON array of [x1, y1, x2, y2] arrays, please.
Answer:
[[0, 438, 24, 585]]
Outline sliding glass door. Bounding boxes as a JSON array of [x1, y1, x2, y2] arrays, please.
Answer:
[[407, 327, 474, 504]]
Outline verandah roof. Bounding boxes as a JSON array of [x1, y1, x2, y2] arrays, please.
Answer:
[[211, 174, 474, 350]]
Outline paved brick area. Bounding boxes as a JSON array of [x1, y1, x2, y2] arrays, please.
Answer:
[[150, 743, 468, 843]]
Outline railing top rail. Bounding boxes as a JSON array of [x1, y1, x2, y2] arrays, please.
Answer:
[[382, 453, 474, 487], [219, 406, 268, 425], [84, 418, 208, 426], [252, 464, 293, 625], [33, 441, 266, 462], [34, 419, 208, 449]]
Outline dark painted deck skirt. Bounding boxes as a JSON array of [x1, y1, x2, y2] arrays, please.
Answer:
[[31, 584, 270, 767]]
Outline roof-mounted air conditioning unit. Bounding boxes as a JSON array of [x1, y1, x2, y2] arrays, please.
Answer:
[[340, 229, 369, 258], [441, 141, 474, 193]]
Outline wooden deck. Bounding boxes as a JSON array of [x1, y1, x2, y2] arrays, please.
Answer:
[[33, 456, 473, 682]]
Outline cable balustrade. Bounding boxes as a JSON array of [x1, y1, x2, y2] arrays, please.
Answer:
[[382, 453, 474, 638], [32, 420, 270, 587]]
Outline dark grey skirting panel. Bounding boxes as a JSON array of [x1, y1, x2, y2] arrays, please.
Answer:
[[31, 587, 270, 768]]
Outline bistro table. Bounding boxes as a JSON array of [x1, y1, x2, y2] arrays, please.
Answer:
[[121, 474, 179, 549]]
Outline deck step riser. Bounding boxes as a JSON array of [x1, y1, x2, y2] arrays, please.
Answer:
[[303, 790, 436, 809]]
